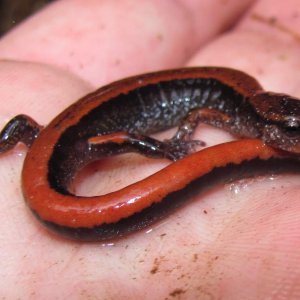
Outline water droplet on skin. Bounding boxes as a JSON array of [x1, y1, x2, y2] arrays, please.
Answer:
[[228, 179, 249, 195], [15, 150, 25, 157], [229, 183, 240, 195], [9, 144, 27, 157], [228, 175, 279, 197], [101, 242, 115, 247], [268, 174, 278, 181]]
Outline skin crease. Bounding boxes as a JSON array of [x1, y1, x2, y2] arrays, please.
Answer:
[[1, 0, 300, 298]]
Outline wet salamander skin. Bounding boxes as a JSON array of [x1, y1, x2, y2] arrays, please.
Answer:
[[1, 67, 300, 241]]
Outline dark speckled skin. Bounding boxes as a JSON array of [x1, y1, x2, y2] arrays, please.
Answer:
[[0, 67, 300, 241], [49, 68, 263, 193]]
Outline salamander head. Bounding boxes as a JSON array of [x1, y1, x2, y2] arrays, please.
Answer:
[[250, 92, 300, 154]]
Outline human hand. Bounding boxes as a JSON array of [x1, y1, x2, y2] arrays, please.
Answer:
[[1, 0, 300, 299]]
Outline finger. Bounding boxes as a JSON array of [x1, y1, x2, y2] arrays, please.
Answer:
[[0, 0, 256, 86], [0, 60, 92, 120], [188, 0, 300, 95]]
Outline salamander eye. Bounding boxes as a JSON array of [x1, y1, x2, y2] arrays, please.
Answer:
[[283, 117, 300, 133]]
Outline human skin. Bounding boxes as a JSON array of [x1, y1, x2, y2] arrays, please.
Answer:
[[0, 0, 300, 299]]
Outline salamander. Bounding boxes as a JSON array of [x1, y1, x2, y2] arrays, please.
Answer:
[[0, 67, 300, 241]]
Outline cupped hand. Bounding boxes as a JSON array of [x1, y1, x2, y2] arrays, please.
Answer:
[[1, 0, 300, 299]]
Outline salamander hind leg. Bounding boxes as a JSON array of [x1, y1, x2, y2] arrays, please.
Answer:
[[0, 114, 43, 153], [88, 131, 199, 161]]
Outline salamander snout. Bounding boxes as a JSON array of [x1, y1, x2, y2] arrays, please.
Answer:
[[261, 123, 300, 154]]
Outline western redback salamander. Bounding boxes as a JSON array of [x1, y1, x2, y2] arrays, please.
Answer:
[[0, 67, 300, 241]]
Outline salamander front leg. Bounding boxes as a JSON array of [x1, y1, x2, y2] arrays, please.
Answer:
[[0, 115, 43, 153], [169, 107, 234, 147]]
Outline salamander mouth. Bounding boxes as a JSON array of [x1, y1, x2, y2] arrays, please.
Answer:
[[279, 130, 300, 153], [282, 141, 300, 154], [262, 125, 300, 154]]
